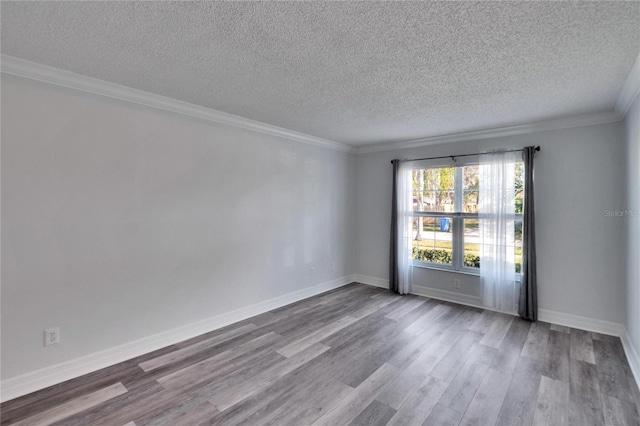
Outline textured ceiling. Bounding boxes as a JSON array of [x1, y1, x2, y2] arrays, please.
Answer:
[[2, 1, 639, 146]]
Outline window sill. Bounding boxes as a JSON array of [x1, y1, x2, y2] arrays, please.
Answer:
[[411, 262, 523, 282], [412, 262, 480, 277]]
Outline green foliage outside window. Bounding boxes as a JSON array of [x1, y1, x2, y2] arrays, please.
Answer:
[[412, 247, 521, 273]]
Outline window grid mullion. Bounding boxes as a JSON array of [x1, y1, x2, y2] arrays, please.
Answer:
[[453, 167, 463, 271], [454, 167, 463, 213]]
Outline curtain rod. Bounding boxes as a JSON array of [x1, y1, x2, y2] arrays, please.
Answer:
[[390, 146, 540, 164]]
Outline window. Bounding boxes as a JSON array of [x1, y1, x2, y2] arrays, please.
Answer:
[[411, 161, 523, 274]]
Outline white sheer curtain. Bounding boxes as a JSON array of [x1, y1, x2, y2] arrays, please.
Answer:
[[395, 161, 414, 294], [479, 151, 519, 313]]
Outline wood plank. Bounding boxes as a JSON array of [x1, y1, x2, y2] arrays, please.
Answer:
[[495, 356, 542, 426], [318, 285, 385, 306], [391, 299, 439, 330], [404, 304, 452, 335], [156, 331, 281, 390], [601, 394, 640, 426], [386, 321, 446, 368], [265, 380, 354, 426], [445, 306, 483, 330], [376, 342, 451, 409], [385, 297, 427, 321], [347, 400, 396, 426], [171, 403, 219, 426], [543, 330, 571, 382], [336, 353, 387, 389], [312, 363, 400, 426], [333, 318, 405, 361], [308, 310, 385, 354], [628, 374, 640, 419], [569, 359, 605, 426], [532, 375, 570, 426], [90, 353, 286, 426], [210, 342, 330, 411], [135, 400, 219, 426], [138, 323, 259, 371], [12, 383, 127, 426], [268, 302, 359, 340], [349, 295, 400, 320], [338, 328, 413, 389], [205, 361, 351, 426], [597, 369, 634, 404], [593, 339, 634, 403], [422, 403, 463, 426], [386, 375, 448, 426], [5, 289, 640, 426], [173, 313, 278, 349], [431, 308, 483, 350], [430, 331, 484, 383], [0, 346, 175, 422], [458, 368, 511, 426], [468, 310, 499, 333], [479, 313, 514, 348], [277, 316, 357, 358], [490, 318, 531, 375], [263, 378, 354, 426], [550, 324, 571, 334], [591, 332, 618, 343], [438, 344, 496, 413], [521, 321, 551, 360], [570, 328, 596, 364], [46, 381, 163, 426]]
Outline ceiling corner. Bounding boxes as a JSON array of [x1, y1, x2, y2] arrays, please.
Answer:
[[615, 52, 640, 117]]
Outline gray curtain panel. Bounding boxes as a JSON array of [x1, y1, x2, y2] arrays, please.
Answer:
[[389, 159, 400, 293], [518, 146, 538, 321]]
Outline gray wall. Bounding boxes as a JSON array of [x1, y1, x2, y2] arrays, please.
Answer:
[[0, 75, 356, 379], [1, 71, 633, 383], [354, 122, 627, 323], [625, 95, 640, 357]]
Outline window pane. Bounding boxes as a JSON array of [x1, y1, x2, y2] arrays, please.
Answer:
[[463, 218, 480, 268], [515, 220, 523, 273], [463, 165, 479, 213], [413, 167, 455, 213], [412, 216, 453, 265], [515, 162, 524, 214]]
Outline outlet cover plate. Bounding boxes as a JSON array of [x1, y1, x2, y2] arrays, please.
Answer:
[[44, 327, 60, 346]]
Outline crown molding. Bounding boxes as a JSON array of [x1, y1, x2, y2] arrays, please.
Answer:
[[0, 55, 354, 153], [2, 55, 630, 156], [615, 52, 640, 117], [354, 110, 623, 154]]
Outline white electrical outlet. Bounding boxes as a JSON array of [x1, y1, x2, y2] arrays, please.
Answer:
[[453, 278, 461, 289], [44, 327, 60, 346], [310, 266, 316, 276]]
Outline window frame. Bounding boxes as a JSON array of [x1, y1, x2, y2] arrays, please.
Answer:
[[409, 157, 523, 276]]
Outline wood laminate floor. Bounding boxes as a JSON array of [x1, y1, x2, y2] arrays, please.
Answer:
[[2, 283, 639, 426]]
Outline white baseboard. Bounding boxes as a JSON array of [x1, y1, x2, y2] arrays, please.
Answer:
[[621, 329, 640, 389], [0, 275, 354, 403], [537, 309, 625, 337], [4, 274, 639, 402], [411, 285, 484, 309], [353, 274, 485, 308], [355, 275, 639, 390], [352, 274, 388, 289]]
